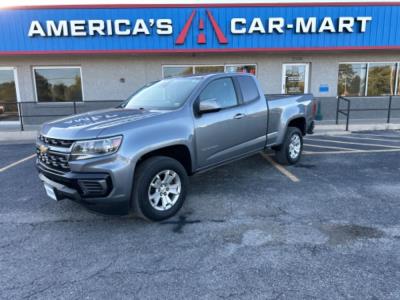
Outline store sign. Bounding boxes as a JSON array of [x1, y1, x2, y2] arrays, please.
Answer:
[[319, 84, 329, 93], [27, 14, 372, 39], [28, 19, 174, 37], [230, 16, 372, 34], [0, 4, 399, 53]]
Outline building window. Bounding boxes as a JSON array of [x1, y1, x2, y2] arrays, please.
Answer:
[[338, 62, 399, 97], [338, 63, 367, 97], [398, 68, 400, 96], [194, 65, 224, 75], [225, 65, 257, 75], [162, 64, 257, 79], [367, 63, 397, 96], [163, 66, 193, 78], [33, 67, 83, 102], [0, 69, 17, 103], [0, 68, 18, 121]]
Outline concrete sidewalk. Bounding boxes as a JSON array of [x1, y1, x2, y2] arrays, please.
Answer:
[[314, 121, 400, 135], [0, 130, 39, 143], [0, 124, 40, 142], [0, 121, 399, 142]]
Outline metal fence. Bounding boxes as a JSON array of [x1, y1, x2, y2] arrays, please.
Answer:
[[2, 96, 400, 132], [336, 95, 400, 131], [0, 100, 124, 131]]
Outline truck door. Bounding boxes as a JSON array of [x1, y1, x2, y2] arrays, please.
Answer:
[[193, 77, 248, 169], [235, 75, 269, 151]]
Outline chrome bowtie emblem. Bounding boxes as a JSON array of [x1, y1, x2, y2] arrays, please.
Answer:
[[39, 145, 49, 154]]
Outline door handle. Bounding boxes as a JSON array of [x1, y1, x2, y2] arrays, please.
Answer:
[[233, 113, 245, 119]]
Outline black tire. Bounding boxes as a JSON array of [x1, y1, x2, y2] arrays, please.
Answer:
[[132, 156, 188, 221], [274, 127, 303, 165]]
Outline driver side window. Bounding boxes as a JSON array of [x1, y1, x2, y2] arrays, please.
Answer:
[[199, 78, 238, 109]]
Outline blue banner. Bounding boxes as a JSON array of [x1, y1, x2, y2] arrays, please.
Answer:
[[0, 4, 399, 54]]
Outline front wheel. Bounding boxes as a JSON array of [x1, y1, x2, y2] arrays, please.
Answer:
[[132, 156, 188, 221], [274, 127, 303, 165]]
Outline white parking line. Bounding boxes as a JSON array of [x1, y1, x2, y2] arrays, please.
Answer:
[[350, 133, 400, 139], [315, 135, 400, 144], [305, 138, 400, 149], [260, 152, 300, 183], [0, 154, 36, 173], [303, 148, 400, 155], [304, 143, 360, 151]]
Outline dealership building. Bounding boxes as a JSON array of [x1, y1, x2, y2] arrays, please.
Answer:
[[0, 1, 400, 126]]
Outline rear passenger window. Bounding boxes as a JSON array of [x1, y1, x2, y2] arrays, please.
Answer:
[[237, 76, 260, 103], [199, 78, 238, 109]]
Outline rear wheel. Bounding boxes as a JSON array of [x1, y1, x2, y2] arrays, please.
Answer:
[[274, 127, 303, 165], [132, 156, 188, 221]]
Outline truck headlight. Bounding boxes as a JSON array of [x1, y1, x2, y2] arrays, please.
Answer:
[[70, 136, 122, 160]]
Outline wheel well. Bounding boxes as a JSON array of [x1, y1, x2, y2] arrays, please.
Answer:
[[138, 145, 192, 175], [288, 117, 306, 135]]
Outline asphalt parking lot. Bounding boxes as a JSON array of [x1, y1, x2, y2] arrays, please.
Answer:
[[1, 130, 400, 299]]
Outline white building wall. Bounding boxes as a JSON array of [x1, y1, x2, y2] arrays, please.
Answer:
[[0, 51, 399, 102]]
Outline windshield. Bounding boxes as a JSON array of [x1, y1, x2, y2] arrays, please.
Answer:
[[125, 77, 202, 110]]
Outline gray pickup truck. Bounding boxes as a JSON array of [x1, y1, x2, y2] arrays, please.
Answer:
[[36, 73, 316, 220]]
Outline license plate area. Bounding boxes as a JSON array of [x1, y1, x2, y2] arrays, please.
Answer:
[[44, 183, 58, 201]]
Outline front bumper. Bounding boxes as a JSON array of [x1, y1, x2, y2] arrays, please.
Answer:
[[39, 173, 80, 201], [37, 163, 130, 214]]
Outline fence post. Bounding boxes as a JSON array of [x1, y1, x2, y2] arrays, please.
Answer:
[[335, 96, 340, 125], [73, 100, 77, 114], [345, 100, 350, 131], [387, 95, 393, 124], [17, 102, 24, 131]]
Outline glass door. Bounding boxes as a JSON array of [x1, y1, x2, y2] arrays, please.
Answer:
[[282, 63, 310, 94], [0, 68, 19, 122]]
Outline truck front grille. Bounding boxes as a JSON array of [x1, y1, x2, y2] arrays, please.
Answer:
[[38, 135, 74, 148], [37, 149, 70, 172], [36, 135, 74, 172]]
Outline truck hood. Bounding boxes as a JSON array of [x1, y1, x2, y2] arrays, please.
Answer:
[[41, 108, 163, 140]]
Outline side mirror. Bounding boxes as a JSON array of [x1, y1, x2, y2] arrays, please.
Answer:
[[198, 98, 221, 114]]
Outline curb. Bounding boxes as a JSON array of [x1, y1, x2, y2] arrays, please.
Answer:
[[0, 130, 38, 142], [314, 123, 400, 135]]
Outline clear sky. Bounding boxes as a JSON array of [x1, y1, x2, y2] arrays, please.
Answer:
[[2, 0, 400, 8]]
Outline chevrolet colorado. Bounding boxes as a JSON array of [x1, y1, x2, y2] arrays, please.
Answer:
[[36, 73, 316, 220]]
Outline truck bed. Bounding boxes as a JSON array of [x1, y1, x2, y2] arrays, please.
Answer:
[[265, 94, 314, 101], [264, 94, 315, 146]]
